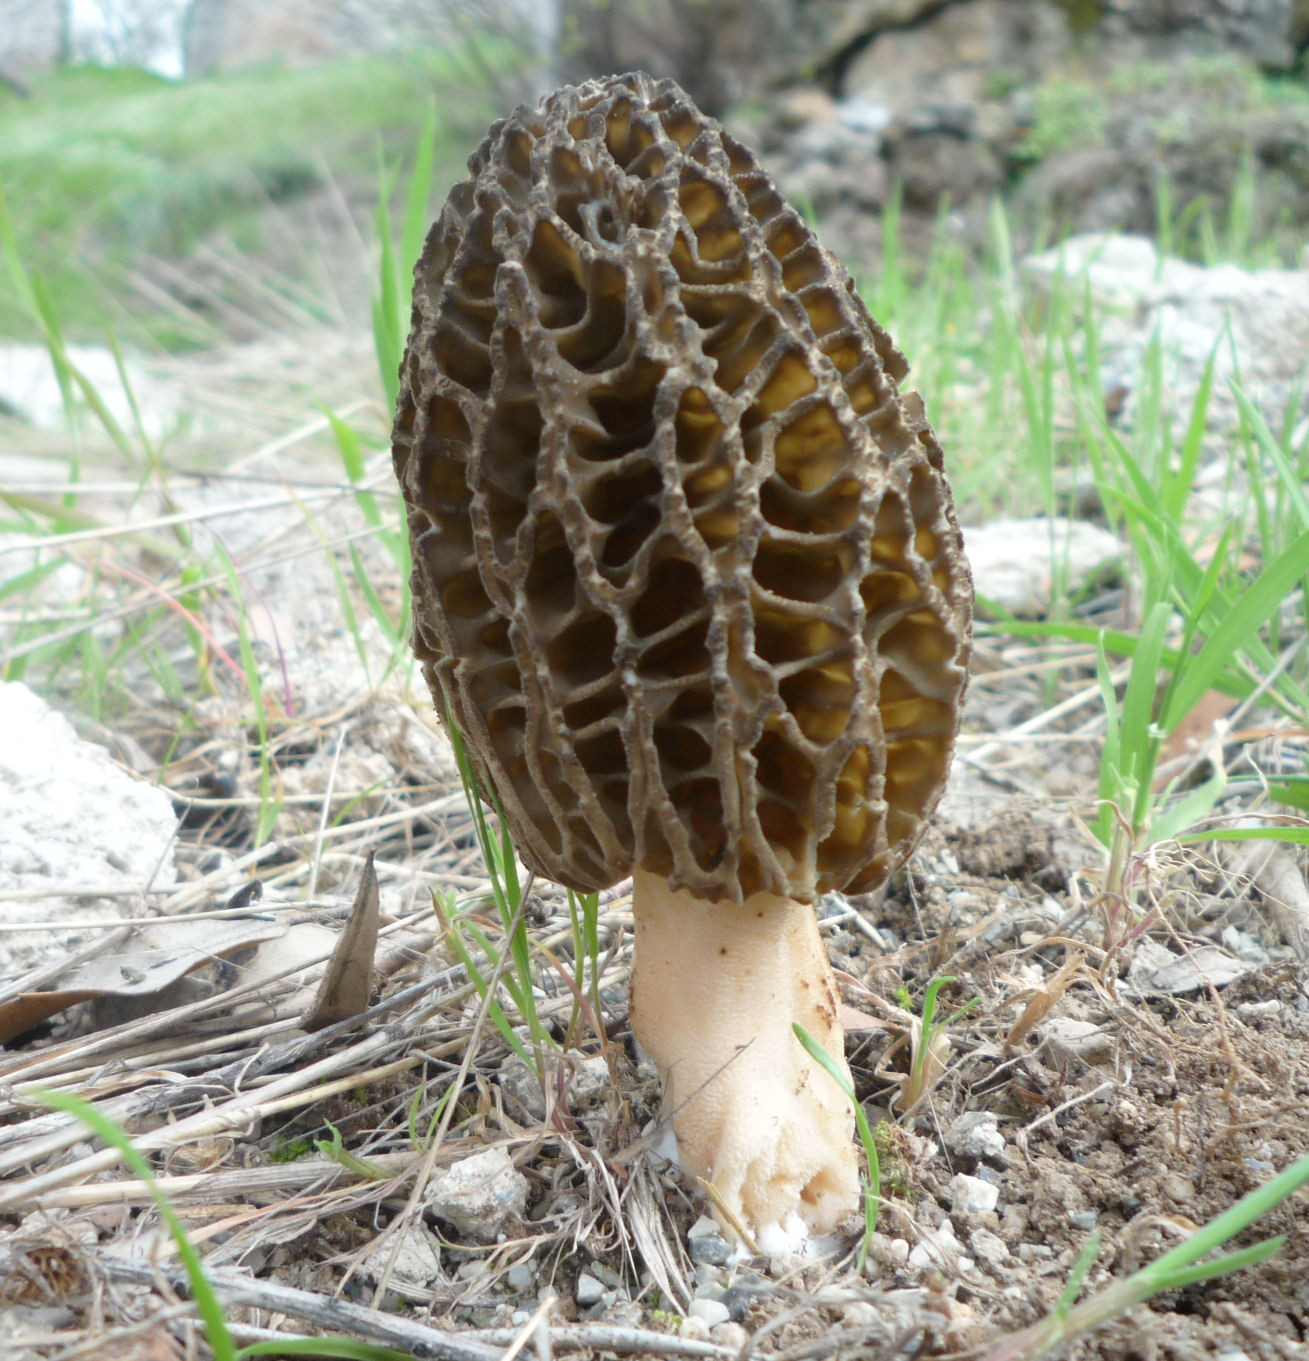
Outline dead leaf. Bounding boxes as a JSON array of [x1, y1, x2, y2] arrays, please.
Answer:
[[1154, 689, 1238, 784], [1005, 951, 1086, 1048], [839, 1003, 895, 1034], [303, 852, 380, 1031], [0, 917, 285, 1044]]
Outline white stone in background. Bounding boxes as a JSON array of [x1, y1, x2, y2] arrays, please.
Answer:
[[1021, 233, 1309, 433], [0, 343, 181, 440], [908, 1218, 967, 1271], [498, 1052, 612, 1121], [710, 1322, 749, 1349], [375, 1225, 442, 1285], [0, 681, 179, 980], [969, 1226, 1011, 1267], [963, 517, 1124, 618], [574, 1271, 604, 1306], [1123, 938, 1256, 996], [425, 1146, 527, 1243], [950, 1173, 999, 1216], [568, 1053, 611, 1106], [1041, 1017, 1116, 1068], [505, 1262, 535, 1292], [688, 1298, 731, 1328]]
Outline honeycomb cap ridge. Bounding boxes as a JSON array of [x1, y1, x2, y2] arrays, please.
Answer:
[[393, 71, 973, 904]]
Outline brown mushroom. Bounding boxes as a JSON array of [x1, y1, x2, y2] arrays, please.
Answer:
[[392, 73, 972, 1240]]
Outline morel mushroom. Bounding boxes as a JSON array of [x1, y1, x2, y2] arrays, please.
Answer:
[[393, 73, 972, 1239]]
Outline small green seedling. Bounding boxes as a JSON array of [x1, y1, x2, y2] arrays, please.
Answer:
[[793, 1023, 881, 1270], [902, 975, 978, 1115], [983, 1150, 1309, 1360]]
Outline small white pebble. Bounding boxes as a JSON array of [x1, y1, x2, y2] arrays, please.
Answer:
[[689, 1298, 731, 1328], [506, 1263, 535, 1291], [575, 1271, 604, 1306], [693, 1264, 724, 1298], [909, 1220, 961, 1269], [969, 1228, 1010, 1266], [710, 1322, 748, 1349], [888, 1237, 910, 1262], [945, 1111, 1005, 1160], [950, 1173, 999, 1215], [678, 1315, 710, 1340]]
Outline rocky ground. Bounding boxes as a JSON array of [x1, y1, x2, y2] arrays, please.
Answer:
[[2, 4, 1309, 1351], [2, 227, 1307, 1355]]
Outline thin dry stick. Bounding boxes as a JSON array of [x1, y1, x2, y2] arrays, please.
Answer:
[[100, 1256, 498, 1361], [307, 720, 352, 903], [0, 485, 349, 559], [24, 1148, 421, 1211], [0, 1027, 399, 1208], [101, 1257, 733, 1358], [964, 661, 1131, 768]]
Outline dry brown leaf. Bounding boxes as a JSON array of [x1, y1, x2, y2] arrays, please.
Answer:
[[1154, 689, 1238, 784], [1004, 951, 1086, 1048], [303, 852, 380, 1031], [0, 917, 286, 1044]]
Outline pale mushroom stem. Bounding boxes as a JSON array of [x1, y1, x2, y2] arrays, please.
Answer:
[[628, 867, 860, 1240]]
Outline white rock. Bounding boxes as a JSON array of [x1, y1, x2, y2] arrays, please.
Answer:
[[1041, 1018, 1116, 1068], [688, 1298, 731, 1328], [950, 1173, 999, 1216], [0, 342, 180, 439], [1124, 939, 1255, 996], [575, 1271, 605, 1306], [500, 1052, 612, 1122], [506, 1262, 535, 1291], [678, 1315, 710, 1340], [0, 681, 179, 979], [498, 1055, 547, 1120], [964, 518, 1123, 618], [908, 1219, 961, 1270], [969, 1227, 1011, 1267], [1022, 234, 1309, 434], [944, 1111, 1005, 1161], [710, 1322, 749, 1349], [373, 1226, 441, 1284], [567, 1054, 611, 1106], [426, 1146, 527, 1242]]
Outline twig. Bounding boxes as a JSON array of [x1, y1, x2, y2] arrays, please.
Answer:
[[100, 1260, 736, 1358], [100, 1257, 498, 1361]]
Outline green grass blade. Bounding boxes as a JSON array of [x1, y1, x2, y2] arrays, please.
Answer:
[[793, 1023, 880, 1266], [400, 101, 437, 283], [33, 1089, 238, 1361], [1161, 530, 1309, 730]]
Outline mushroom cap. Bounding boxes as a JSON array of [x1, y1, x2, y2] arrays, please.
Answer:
[[393, 72, 972, 905]]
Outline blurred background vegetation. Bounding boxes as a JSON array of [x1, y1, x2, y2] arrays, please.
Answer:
[[3, 0, 1307, 353]]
